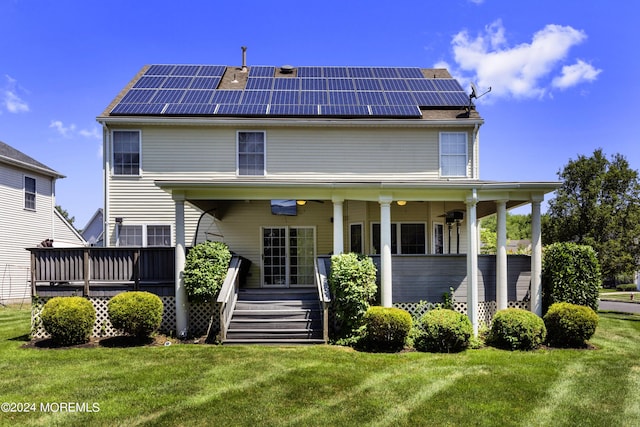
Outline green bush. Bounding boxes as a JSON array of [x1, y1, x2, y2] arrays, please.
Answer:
[[488, 308, 546, 351], [184, 241, 232, 302], [40, 297, 96, 346], [329, 253, 377, 344], [542, 242, 601, 313], [544, 302, 598, 348], [413, 308, 472, 353], [108, 291, 164, 339], [616, 283, 638, 292], [362, 306, 412, 352]]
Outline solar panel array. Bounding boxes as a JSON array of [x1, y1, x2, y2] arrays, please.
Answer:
[[110, 65, 469, 118]]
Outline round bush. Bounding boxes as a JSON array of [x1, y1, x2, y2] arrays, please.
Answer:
[[544, 302, 598, 348], [108, 291, 164, 339], [488, 308, 546, 351], [40, 296, 96, 346], [414, 308, 472, 353], [184, 241, 232, 302], [362, 306, 412, 352]]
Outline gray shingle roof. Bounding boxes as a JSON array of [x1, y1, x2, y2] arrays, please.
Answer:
[[0, 140, 64, 178]]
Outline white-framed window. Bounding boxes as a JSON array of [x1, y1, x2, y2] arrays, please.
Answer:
[[112, 130, 141, 176], [24, 176, 36, 210], [117, 224, 171, 247], [349, 223, 364, 254], [237, 131, 265, 176], [433, 222, 444, 254], [440, 132, 468, 177], [372, 222, 427, 254]]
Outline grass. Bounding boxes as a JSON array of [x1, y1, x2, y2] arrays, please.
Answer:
[[600, 289, 640, 303], [1, 307, 639, 426]]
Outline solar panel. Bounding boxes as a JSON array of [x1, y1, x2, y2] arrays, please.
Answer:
[[323, 67, 348, 78], [405, 79, 436, 91], [271, 90, 299, 104], [432, 79, 464, 92], [385, 91, 416, 105], [380, 79, 409, 91], [164, 103, 217, 115], [190, 77, 221, 90], [245, 78, 273, 90], [162, 77, 194, 89], [348, 67, 373, 78], [197, 65, 227, 77], [181, 90, 215, 104], [300, 91, 328, 105], [328, 91, 358, 105], [396, 68, 424, 78], [242, 90, 271, 104], [152, 90, 186, 103], [301, 78, 326, 91], [412, 91, 442, 106], [372, 67, 400, 78], [274, 78, 300, 90], [438, 91, 470, 106], [357, 91, 387, 106], [216, 104, 268, 115], [134, 76, 166, 89], [321, 105, 370, 116], [297, 67, 323, 78], [119, 89, 157, 104], [269, 105, 318, 115], [370, 105, 422, 117], [145, 65, 174, 76], [211, 90, 242, 104], [171, 65, 201, 76], [111, 103, 166, 115], [249, 66, 275, 77], [354, 78, 382, 91]]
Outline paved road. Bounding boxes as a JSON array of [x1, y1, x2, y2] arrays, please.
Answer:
[[599, 300, 640, 314]]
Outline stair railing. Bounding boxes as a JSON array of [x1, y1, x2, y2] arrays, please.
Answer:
[[213, 256, 243, 341], [315, 257, 332, 343]]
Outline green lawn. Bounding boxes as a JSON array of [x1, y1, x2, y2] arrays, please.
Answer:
[[1, 306, 639, 427], [600, 289, 640, 303]]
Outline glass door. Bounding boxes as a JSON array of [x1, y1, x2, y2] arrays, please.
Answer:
[[262, 227, 315, 287]]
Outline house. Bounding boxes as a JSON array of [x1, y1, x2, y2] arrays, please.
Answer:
[[81, 208, 104, 246], [0, 141, 84, 304]]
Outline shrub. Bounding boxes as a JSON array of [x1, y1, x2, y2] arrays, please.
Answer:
[[40, 297, 96, 346], [108, 291, 164, 339], [329, 253, 377, 344], [413, 308, 472, 353], [488, 308, 546, 351], [542, 242, 601, 313], [184, 241, 232, 302], [362, 306, 412, 352], [616, 283, 638, 292], [544, 302, 598, 348]]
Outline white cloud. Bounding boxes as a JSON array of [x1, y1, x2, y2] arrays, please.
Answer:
[[50, 120, 101, 140], [79, 127, 101, 139], [469, 0, 485, 4], [552, 59, 602, 89], [446, 20, 599, 100], [50, 120, 76, 137], [2, 75, 29, 113]]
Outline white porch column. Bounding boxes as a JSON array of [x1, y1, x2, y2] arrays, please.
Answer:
[[496, 200, 508, 310], [174, 193, 188, 337], [531, 196, 543, 317], [332, 197, 344, 255], [466, 190, 479, 336], [379, 196, 393, 307]]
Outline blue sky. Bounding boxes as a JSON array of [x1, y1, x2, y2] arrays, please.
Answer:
[[1, 0, 637, 228]]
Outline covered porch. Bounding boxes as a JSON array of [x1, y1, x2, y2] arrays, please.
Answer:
[[157, 178, 559, 335]]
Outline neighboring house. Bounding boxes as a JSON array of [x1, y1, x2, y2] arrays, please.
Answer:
[[94, 62, 559, 336], [0, 141, 85, 304], [81, 208, 104, 246]]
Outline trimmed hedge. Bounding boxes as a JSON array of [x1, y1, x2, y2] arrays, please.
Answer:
[[544, 302, 598, 348], [184, 241, 232, 302], [488, 308, 546, 351], [413, 308, 472, 353], [40, 296, 96, 346], [329, 253, 377, 344], [362, 306, 412, 352], [108, 291, 164, 339], [542, 242, 601, 313], [616, 284, 638, 292]]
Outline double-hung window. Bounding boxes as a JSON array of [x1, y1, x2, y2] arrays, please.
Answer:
[[24, 176, 36, 210], [113, 130, 141, 176], [440, 132, 468, 177], [117, 225, 171, 247], [237, 131, 265, 176], [372, 223, 426, 254]]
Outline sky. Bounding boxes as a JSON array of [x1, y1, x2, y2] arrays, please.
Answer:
[[1, 0, 638, 228]]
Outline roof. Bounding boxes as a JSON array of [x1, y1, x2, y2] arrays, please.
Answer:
[[100, 64, 481, 121], [0, 140, 65, 178]]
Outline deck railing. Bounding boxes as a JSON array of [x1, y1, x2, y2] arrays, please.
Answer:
[[315, 256, 332, 343], [27, 247, 175, 297], [215, 256, 244, 341]]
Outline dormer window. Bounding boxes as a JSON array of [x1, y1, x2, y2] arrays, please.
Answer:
[[440, 132, 468, 177]]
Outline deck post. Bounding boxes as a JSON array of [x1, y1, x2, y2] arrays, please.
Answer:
[[379, 196, 393, 307], [83, 248, 90, 296], [466, 190, 479, 336], [174, 193, 188, 337], [531, 196, 543, 316], [496, 200, 508, 310], [332, 197, 344, 255]]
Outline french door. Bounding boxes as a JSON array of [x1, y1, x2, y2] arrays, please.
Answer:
[[262, 226, 316, 287]]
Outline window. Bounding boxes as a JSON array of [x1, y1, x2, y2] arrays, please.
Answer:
[[350, 223, 363, 254], [440, 132, 468, 177], [237, 131, 265, 176], [117, 224, 171, 247], [113, 130, 141, 175], [372, 223, 426, 254], [433, 223, 444, 254], [24, 176, 36, 210]]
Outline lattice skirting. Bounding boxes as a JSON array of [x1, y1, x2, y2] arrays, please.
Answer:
[[31, 297, 220, 339], [393, 300, 531, 326]]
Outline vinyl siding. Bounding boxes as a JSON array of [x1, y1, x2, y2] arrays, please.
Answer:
[[0, 164, 55, 302]]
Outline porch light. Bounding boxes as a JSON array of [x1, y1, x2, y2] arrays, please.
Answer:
[[296, 200, 307, 206], [396, 200, 407, 206]]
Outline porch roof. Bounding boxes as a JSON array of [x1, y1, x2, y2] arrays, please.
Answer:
[[155, 178, 560, 218]]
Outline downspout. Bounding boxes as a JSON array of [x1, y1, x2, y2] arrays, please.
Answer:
[[100, 121, 111, 247], [473, 123, 480, 179]]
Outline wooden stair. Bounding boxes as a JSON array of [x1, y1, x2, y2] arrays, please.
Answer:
[[223, 288, 325, 345]]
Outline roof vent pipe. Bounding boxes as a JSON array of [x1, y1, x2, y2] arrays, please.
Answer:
[[241, 46, 247, 72]]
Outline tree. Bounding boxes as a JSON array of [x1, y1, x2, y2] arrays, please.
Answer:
[[543, 149, 640, 284], [55, 205, 78, 231], [480, 213, 532, 254]]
